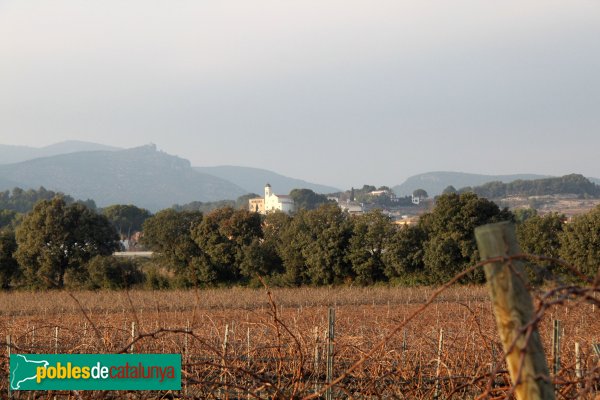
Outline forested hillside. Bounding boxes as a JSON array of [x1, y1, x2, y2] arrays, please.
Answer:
[[463, 174, 600, 198], [393, 171, 547, 196]]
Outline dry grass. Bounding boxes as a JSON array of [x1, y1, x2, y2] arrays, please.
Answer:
[[1, 286, 598, 399]]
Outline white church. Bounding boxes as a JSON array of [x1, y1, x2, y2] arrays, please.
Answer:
[[248, 184, 295, 214]]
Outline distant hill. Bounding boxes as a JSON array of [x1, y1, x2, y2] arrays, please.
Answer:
[[0, 145, 247, 211], [469, 174, 600, 198], [194, 166, 340, 195], [393, 172, 549, 197], [589, 177, 600, 186], [0, 176, 27, 191], [0, 140, 120, 165]]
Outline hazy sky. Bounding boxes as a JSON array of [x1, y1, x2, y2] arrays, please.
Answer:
[[1, 1, 599, 188]]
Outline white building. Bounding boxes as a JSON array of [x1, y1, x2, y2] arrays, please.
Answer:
[[339, 201, 364, 215], [249, 184, 295, 214]]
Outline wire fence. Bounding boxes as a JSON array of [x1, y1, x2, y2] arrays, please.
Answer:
[[1, 254, 599, 399]]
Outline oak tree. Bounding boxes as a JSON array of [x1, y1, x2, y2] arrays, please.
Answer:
[[0, 229, 19, 289], [15, 198, 119, 288], [559, 205, 600, 279]]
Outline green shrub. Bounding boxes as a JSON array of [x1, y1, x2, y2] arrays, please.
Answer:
[[86, 256, 145, 289]]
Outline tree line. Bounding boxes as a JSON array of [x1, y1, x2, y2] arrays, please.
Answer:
[[1, 190, 597, 290], [459, 174, 600, 199], [0, 186, 97, 213]]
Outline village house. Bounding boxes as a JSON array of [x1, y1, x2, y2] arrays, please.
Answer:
[[339, 201, 364, 215], [249, 184, 295, 214], [369, 189, 400, 203]]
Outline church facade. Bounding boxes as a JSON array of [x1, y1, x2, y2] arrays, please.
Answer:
[[249, 184, 295, 214]]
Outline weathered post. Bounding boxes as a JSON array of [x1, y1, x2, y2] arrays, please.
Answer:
[[401, 328, 407, 367], [574, 342, 582, 390], [491, 342, 496, 384], [54, 326, 59, 354], [475, 221, 554, 400], [220, 324, 229, 399], [326, 307, 335, 400], [184, 320, 190, 364], [247, 326, 251, 400], [552, 320, 561, 375], [313, 326, 320, 394], [184, 320, 189, 398], [130, 321, 136, 353], [433, 328, 444, 400], [7, 335, 11, 400]]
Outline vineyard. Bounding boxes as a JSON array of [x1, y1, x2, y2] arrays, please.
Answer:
[[1, 284, 599, 399]]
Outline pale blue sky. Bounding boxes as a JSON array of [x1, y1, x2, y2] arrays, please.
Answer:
[[1, 1, 599, 188]]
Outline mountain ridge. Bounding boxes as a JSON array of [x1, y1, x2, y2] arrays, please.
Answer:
[[0, 140, 120, 165], [3, 141, 599, 209], [0, 145, 247, 211]]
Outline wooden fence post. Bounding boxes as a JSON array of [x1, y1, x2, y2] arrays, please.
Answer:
[[184, 320, 189, 363], [220, 324, 229, 399], [575, 342, 582, 390], [401, 328, 407, 367], [247, 327, 251, 369], [552, 320, 561, 375], [433, 328, 444, 400], [491, 342, 496, 383], [130, 322, 135, 353], [475, 221, 554, 400], [325, 307, 335, 400], [247, 326, 251, 400], [7, 335, 11, 399], [54, 327, 59, 354], [313, 326, 320, 394], [184, 320, 189, 398]]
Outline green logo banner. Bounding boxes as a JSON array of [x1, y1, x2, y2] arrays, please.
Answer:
[[10, 354, 181, 391]]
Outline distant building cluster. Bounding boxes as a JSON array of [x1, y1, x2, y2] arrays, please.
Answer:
[[249, 184, 295, 214], [248, 184, 425, 226]]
